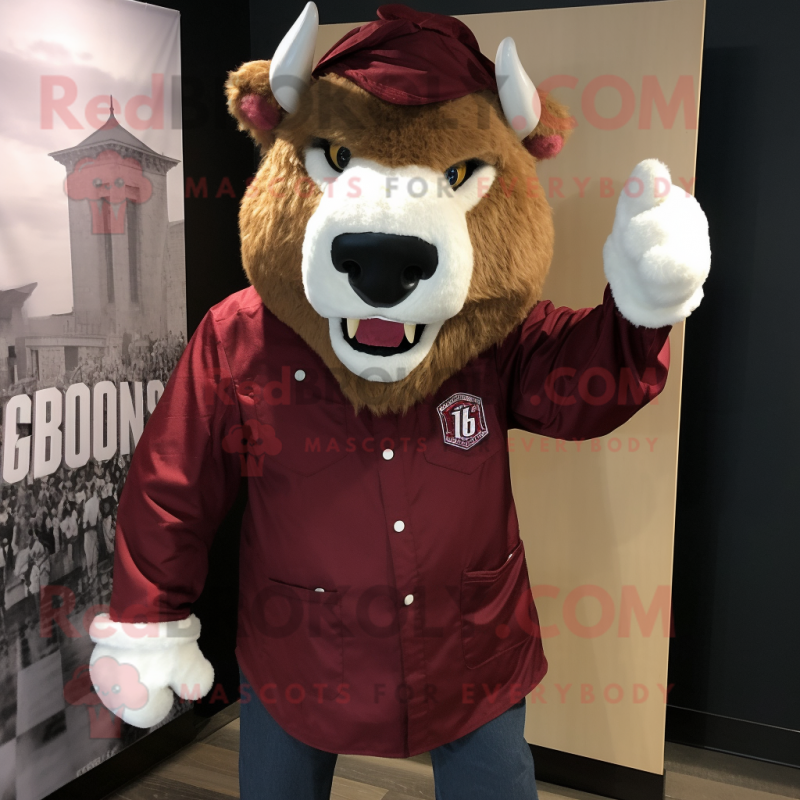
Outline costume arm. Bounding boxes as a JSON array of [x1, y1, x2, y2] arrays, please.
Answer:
[[497, 285, 671, 440], [498, 158, 710, 440], [108, 308, 243, 623], [89, 309, 243, 728]]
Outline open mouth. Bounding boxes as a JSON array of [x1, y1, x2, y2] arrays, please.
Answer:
[[339, 317, 426, 356]]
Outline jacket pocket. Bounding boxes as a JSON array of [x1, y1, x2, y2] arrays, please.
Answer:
[[258, 577, 345, 700], [460, 539, 537, 669], [253, 370, 350, 477]]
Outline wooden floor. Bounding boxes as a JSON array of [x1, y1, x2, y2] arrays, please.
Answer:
[[108, 704, 800, 800]]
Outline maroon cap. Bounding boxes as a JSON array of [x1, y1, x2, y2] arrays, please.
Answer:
[[312, 4, 498, 105]]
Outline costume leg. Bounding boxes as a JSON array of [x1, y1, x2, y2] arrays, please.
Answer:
[[430, 698, 538, 800], [238, 670, 338, 800]]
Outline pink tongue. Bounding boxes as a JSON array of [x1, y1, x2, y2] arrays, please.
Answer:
[[355, 318, 405, 347]]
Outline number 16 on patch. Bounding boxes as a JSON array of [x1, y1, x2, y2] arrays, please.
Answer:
[[436, 393, 489, 450]]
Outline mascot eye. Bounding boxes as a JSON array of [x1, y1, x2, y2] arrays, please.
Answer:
[[444, 159, 483, 190], [445, 162, 468, 188], [323, 142, 352, 173]]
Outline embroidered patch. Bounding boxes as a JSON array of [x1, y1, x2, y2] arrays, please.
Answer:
[[436, 393, 489, 450]]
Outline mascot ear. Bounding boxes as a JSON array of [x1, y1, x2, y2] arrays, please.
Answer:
[[225, 60, 284, 153], [225, 2, 318, 151], [522, 91, 575, 161]]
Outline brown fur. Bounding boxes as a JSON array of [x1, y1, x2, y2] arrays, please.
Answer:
[[530, 90, 576, 144], [225, 60, 572, 415]]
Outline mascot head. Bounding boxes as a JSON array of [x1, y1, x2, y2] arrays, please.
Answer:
[[226, 3, 573, 414]]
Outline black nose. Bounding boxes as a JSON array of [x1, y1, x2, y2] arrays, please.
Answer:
[[331, 233, 438, 308]]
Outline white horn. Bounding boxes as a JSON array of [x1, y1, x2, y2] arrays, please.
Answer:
[[269, 1, 319, 114], [495, 37, 541, 139]]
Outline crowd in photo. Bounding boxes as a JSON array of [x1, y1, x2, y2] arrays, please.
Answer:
[[0, 330, 186, 618], [0, 456, 130, 616], [66, 329, 187, 389]]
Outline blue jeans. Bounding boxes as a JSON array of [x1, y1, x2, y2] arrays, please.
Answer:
[[238, 671, 539, 800]]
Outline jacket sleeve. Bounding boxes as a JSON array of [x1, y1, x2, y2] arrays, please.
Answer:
[[109, 309, 243, 623], [496, 284, 671, 440]]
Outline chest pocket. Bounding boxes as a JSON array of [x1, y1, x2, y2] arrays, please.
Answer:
[[421, 392, 505, 474], [246, 365, 350, 477]]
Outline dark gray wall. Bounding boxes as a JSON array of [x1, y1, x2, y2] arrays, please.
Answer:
[[248, 0, 800, 764], [667, 0, 800, 766]]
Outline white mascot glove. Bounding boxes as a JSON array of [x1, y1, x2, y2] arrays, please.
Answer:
[[88, 613, 214, 728], [603, 158, 711, 328]]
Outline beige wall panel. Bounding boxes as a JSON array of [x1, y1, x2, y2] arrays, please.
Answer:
[[317, 0, 705, 776]]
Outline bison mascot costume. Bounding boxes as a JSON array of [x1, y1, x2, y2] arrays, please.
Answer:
[[88, 4, 711, 798]]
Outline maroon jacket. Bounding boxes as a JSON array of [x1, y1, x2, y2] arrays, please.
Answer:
[[109, 284, 670, 757]]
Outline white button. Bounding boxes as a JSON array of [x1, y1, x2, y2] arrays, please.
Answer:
[[315, 587, 324, 592], [404, 594, 414, 605], [382, 449, 394, 460], [294, 369, 306, 381], [393, 520, 405, 532]]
